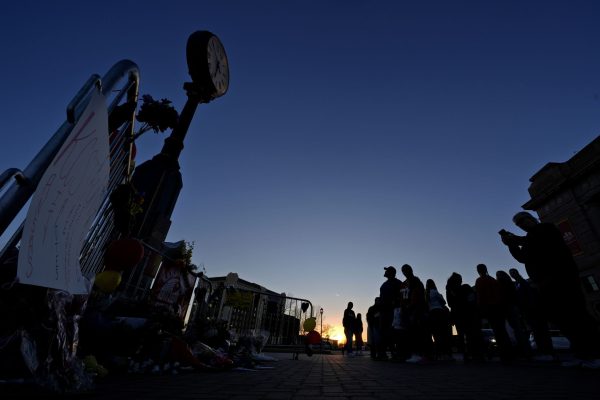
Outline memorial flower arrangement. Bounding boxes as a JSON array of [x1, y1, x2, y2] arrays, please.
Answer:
[[167, 240, 196, 273], [133, 94, 179, 139]]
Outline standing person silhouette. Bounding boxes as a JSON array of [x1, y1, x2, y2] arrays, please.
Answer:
[[508, 268, 554, 361], [496, 270, 532, 358], [342, 302, 356, 356], [401, 264, 431, 363], [426, 279, 454, 361], [379, 266, 402, 360], [475, 263, 513, 363], [366, 297, 382, 359], [501, 211, 600, 368], [354, 313, 364, 355], [446, 272, 484, 362]]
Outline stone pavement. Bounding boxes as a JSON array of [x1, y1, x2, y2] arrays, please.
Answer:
[[4, 353, 600, 399]]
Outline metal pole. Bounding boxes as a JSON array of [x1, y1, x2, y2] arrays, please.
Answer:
[[320, 307, 323, 352]]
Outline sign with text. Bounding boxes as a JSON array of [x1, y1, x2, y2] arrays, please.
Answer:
[[18, 91, 109, 294], [151, 260, 197, 320]]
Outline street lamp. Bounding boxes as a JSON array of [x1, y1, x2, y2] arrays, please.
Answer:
[[319, 308, 323, 352]]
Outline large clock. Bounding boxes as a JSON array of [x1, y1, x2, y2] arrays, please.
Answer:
[[187, 31, 229, 99]]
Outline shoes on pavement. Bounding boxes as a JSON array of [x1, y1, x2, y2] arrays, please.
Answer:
[[405, 354, 424, 364], [437, 355, 456, 362], [417, 356, 432, 365], [532, 354, 554, 362], [581, 359, 600, 369], [561, 359, 584, 368]]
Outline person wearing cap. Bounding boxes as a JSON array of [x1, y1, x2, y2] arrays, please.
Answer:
[[500, 211, 600, 368], [378, 266, 402, 360]]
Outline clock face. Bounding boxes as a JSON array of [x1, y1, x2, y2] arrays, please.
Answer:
[[206, 36, 229, 97], [187, 31, 230, 100]]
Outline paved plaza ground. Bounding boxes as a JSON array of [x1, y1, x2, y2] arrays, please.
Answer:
[[5, 352, 599, 399]]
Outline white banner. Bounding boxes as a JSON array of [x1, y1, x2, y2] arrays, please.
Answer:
[[18, 90, 109, 294]]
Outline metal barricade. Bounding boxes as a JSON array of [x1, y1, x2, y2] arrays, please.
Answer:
[[203, 285, 314, 347], [0, 60, 140, 278]]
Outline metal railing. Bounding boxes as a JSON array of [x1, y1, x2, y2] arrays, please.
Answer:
[[0, 60, 140, 278], [187, 283, 314, 347]]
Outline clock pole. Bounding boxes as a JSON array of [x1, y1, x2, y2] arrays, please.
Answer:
[[124, 31, 228, 293], [129, 83, 201, 238], [158, 85, 200, 159]]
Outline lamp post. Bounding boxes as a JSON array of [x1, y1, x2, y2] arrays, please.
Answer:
[[319, 308, 323, 352]]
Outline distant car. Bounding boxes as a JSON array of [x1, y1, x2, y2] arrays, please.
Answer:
[[308, 340, 332, 351], [319, 341, 333, 350], [529, 330, 571, 351]]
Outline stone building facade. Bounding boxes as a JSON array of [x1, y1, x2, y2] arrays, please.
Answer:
[[522, 135, 600, 320]]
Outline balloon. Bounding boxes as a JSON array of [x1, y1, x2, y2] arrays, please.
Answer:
[[303, 317, 316, 332], [94, 270, 122, 293], [96, 365, 109, 378], [301, 302, 309, 313], [306, 330, 321, 345], [83, 355, 108, 377], [104, 238, 144, 270], [83, 355, 98, 371]]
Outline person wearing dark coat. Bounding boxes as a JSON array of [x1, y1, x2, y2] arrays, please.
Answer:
[[379, 266, 402, 360], [501, 211, 600, 368], [475, 264, 513, 363], [401, 264, 432, 363], [342, 302, 356, 355], [446, 272, 484, 362], [496, 270, 532, 358], [366, 297, 382, 359], [354, 313, 364, 354], [509, 268, 554, 360]]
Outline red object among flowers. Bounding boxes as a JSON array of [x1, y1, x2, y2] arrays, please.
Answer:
[[305, 330, 321, 345], [104, 238, 144, 270]]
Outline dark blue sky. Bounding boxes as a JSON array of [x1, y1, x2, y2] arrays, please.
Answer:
[[1, 1, 600, 328]]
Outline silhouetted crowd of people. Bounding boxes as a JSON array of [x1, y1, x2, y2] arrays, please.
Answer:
[[350, 211, 600, 368], [341, 302, 364, 356]]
